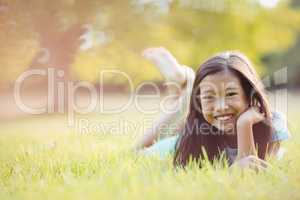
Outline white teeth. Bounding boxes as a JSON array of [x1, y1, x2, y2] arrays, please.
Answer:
[[216, 115, 232, 121]]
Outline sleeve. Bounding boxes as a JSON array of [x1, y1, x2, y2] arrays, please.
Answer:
[[141, 135, 179, 158], [271, 112, 291, 142]]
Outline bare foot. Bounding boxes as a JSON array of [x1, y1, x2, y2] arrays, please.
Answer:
[[142, 47, 195, 99], [142, 47, 186, 84]]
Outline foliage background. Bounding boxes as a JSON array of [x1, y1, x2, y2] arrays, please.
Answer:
[[1, 0, 300, 88]]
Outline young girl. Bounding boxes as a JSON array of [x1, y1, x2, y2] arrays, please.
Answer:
[[135, 47, 290, 170]]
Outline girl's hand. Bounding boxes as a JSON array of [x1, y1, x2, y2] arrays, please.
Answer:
[[237, 106, 265, 128], [237, 97, 265, 128], [235, 99, 266, 162], [231, 155, 270, 172]]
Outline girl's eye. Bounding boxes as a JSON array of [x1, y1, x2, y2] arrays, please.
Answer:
[[201, 95, 215, 101], [226, 92, 237, 97]]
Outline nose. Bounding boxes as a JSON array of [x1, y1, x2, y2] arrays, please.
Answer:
[[214, 98, 229, 112]]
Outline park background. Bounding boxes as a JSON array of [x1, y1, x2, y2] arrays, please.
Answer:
[[1, 0, 300, 199]]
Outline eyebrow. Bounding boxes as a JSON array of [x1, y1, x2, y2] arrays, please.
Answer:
[[200, 85, 239, 95], [200, 90, 215, 95], [225, 86, 238, 91]]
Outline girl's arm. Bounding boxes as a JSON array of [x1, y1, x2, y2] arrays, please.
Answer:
[[134, 111, 184, 150], [236, 119, 257, 160], [135, 47, 195, 151], [232, 109, 289, 169], [235, 122, 282, 160], [235, 107, 265, 160], [237, 113, 280, 160], [232, 109, 272, 171]]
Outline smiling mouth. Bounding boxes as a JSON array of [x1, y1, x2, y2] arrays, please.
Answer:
[[214, 114, 235, 122]]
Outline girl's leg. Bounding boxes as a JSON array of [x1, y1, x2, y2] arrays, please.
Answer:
[[134, 48, 195, 150], [134, 83, 193, 150]]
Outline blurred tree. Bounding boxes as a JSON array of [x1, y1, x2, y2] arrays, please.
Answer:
[[1, 0, 300, 89], [291, 0, 300, 8], [0, 0, 108, 88], [261, 0, 300, 88], [73, 0, 300, 86], [0, 1, 38, 87]]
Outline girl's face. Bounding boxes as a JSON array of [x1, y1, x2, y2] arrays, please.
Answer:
[[199, 70, 249, 134]]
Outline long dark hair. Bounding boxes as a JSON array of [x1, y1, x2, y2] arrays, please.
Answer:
[[173, 51, 273, 167]]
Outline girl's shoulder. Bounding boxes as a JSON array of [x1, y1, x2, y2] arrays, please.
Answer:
[[270, 111, 291, 142]]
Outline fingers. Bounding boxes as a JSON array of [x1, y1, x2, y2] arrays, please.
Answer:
[[248, 161, 268, 172], [250, 96, 264, 115], [236, 155, 271, 172], [247, 155, 270, 168], [248, 106, 265, 124]]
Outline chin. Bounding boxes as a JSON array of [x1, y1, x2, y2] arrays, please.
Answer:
[[214, 124, 235, 135], [223, 129, 235, 135]]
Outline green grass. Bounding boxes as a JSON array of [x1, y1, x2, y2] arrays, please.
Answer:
[[0, 109, 299, 200]]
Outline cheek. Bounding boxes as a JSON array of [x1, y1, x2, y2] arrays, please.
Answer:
[[202, 113, 211, 122], [228, 98, 249, 114], [201, 108, 215, 124]]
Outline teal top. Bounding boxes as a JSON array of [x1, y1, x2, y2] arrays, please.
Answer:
[[141, 112, 291, 161]]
